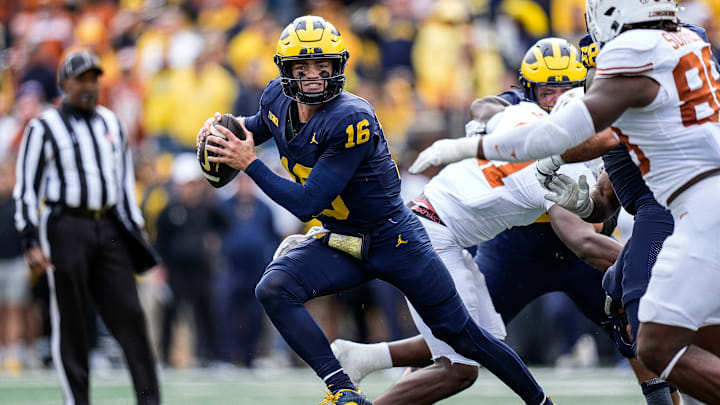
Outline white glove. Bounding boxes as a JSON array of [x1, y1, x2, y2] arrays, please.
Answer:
[[545, 173, 595, 218], [409, 137, 479, 174], [273, 226, 327, 260], [535, 155, 565, 189], [465, 120, 486, 138]]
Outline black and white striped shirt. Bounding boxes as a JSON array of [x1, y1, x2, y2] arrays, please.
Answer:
[[13, 103, 145, 248]]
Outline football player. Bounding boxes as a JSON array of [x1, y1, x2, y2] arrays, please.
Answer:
[[535, 20, 718, 405], [408, 1, 720, 402], [197, 16, 552, 405], [329, 38, 629, 405]]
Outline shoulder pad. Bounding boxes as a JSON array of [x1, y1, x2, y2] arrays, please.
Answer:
[[596, 30, 662, 77], [471, 96, 511, 123]]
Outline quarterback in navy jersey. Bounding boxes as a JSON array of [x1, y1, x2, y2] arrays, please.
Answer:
[[198, 15, 552, 405], [243, 77, 403, 234]]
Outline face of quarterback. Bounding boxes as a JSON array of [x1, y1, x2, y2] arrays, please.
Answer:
[[536, 85, 574, 110], [291, 59, 332, 94]]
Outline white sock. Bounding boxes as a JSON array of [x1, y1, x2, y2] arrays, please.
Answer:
[[366, 342, 392, 370], [332, 340, 393, 384]]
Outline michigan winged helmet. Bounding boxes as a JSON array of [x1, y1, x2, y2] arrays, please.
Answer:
[[274, 15, 350, 104]]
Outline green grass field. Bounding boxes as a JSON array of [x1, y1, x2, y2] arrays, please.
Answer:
[[0, 366, 648, 404]]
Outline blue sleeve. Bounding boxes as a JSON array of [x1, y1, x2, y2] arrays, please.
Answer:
[[683, 24, 720, 70], [497, 89, 525, 105], [244, 117, 372, 222], [244, 111, 273, 146], [243, 81, 283, 146]]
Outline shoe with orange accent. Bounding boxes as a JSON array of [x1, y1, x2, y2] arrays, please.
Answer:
[[319, 388, 372, 405]]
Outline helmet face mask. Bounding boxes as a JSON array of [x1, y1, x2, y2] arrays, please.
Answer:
[[585, 0, 677, 45], [274, 16, 350, 105], [519, 38, 587, 112]]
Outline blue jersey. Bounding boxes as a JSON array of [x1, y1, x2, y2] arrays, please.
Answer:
[[244, 79, 403, 234]]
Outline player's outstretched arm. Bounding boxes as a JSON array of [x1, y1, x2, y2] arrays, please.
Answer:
[[559, 128, 619, 163], [409, 76, 660, 173], [408, 98, 598, 173], [548, 204, 622, 272]]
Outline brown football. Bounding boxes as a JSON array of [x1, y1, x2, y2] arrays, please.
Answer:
[[197, 114, 244, 188]]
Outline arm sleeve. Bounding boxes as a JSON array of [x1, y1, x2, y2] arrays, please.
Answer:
[[482, 98, 597, 162], [13, 119, 45, 249], [244, 118, 371, 222]]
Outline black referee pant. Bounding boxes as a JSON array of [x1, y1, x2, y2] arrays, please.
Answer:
[[44, 206, 159, 405]]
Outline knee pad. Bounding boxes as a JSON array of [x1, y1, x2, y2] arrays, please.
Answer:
[[254, 269, 307, 309], [432, 319, 493, 360]]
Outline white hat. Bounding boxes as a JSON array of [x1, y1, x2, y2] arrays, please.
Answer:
[[171, 153, 203, 184]]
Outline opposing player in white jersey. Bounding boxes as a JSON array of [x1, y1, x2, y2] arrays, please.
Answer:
[[408, 1, 720, 401]]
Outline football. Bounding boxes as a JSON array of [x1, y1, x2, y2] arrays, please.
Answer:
[[197, 114, 245, 188]]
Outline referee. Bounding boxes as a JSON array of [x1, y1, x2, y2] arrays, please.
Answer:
[[13, 50, 160, 405]]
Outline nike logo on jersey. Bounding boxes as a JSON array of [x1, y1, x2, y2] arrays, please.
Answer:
[[311, 133, 319, 144], [395, 235, 407, 247]]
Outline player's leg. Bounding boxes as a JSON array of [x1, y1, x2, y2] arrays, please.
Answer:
[[374, 213, 549, 405], [636, 182, 720, 403], [330, 334, 432, 385], [381, 229, 505, 404], [255, 238, 370, 395], [617, 202, 678, 405], [374, 358, 478, 405], [474, 226, 550, 323], [333, 218, 506, 395], [90, 218, 159, 404]]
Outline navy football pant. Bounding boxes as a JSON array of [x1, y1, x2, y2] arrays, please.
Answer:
[[256, 211, 545, 404], [603, 197, 674, 341], [476, 223, 610, 328]]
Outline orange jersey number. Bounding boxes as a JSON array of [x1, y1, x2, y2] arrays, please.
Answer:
[[673, 47, 720, 127]]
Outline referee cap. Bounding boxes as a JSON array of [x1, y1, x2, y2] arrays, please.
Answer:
[[58, 50, 104, 83]]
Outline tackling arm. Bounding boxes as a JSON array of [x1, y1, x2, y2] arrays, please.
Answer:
[[548, 204, 622, 272], [560, 128, 619, 163], [408, 75, 660, 173]]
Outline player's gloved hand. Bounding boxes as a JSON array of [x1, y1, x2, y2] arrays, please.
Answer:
[[544, 173, 595, 218], [408, 137, 479, 174], [535, 155, 565, 189], [464, 120, 486, 138], [273, 226, 328, 260]]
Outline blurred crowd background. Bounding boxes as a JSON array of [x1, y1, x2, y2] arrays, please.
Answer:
[[0, 0, 718, 376]]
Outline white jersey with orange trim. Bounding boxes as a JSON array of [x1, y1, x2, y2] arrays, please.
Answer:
[[595, 27, 720, 206], [424, 102, 595, 248]]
